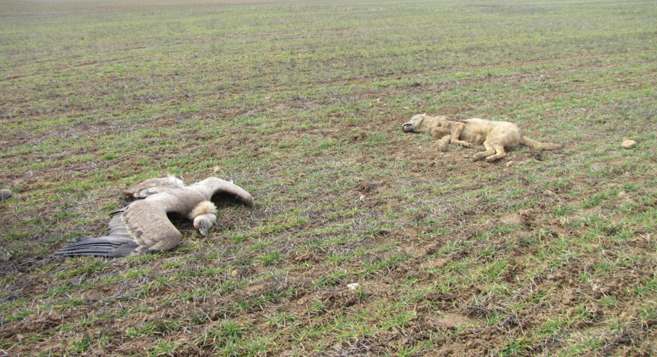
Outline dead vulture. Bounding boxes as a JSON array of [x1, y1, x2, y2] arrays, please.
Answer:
[[56, 176, 253, 257]]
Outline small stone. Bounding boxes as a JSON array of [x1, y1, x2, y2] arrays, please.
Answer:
[[621, 139, 637, 149], [506, 161, 514, 167], [0, 189, 12, 201], [347, 283, 360, 292]]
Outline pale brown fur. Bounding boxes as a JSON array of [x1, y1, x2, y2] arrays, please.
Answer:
[[402, 114, 561, 162]]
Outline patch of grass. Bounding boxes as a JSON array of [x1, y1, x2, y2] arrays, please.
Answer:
[[2, 0, 657, 355]]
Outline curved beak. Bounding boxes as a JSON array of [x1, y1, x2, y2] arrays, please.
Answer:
[[198, 221, 211, 237]]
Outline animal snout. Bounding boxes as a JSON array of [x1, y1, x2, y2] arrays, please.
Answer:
[[402, 123, 413, 132]]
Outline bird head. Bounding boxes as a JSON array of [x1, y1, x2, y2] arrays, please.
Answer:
[[193, 213, 217, 237], [189, 201, 218, 237]]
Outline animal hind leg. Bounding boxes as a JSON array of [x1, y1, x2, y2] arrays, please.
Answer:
[[473, 142, 496, 161], [485, 144, 507, 162]]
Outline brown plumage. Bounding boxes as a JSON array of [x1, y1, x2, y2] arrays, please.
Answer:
[[56, 176, 253, 257], [122, 175, 185, 201]]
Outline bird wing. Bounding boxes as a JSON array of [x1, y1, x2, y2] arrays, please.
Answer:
[[122, 175, 185, 200], [121, 199, 182, 253], [56, 199, 182, 257], [193, 177, 254, 207]]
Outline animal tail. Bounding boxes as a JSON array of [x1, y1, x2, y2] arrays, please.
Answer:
[[55, 236, 139, 258], [521, 136, 562, 150]]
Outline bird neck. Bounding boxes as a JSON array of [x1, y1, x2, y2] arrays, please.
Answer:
[[188, 200, 217, 220]]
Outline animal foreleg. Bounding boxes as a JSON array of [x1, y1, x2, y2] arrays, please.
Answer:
[[434, 134, 451, 152], [449, 122, 473, 148]]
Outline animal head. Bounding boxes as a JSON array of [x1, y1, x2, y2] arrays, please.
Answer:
[[402, 113, 430, 133], [189, 201, 218, 237]]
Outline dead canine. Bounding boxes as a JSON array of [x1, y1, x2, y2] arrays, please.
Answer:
[[402, 114, 561, 162]]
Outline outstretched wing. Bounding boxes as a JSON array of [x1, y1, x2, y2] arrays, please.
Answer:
[[56, 200, 182, 257], [193, 177, 254, 207], [122, 175, 185, 200]]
